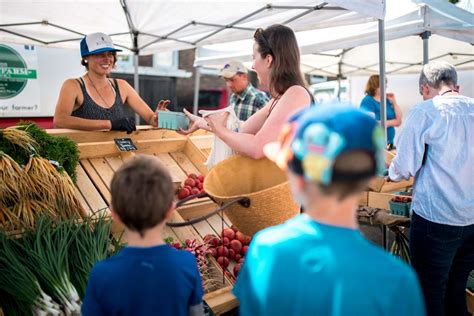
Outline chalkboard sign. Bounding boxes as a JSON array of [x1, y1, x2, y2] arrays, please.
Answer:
[[114, 138, 137, 152]]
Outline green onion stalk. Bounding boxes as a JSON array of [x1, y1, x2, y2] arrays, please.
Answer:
[[17, 216, 81, 314], [0, 231, 61, 315]]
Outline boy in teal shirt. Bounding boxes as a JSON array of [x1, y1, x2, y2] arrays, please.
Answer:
[[233, 105, 425, 316]]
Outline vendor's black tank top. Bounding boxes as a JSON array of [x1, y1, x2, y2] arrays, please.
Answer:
[[72, 77, 127, 120]]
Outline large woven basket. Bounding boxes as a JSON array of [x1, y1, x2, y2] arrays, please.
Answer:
[[203, 154, 299, 236]]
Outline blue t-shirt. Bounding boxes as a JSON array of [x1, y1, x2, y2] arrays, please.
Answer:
[[360, 95, 396, 144], [234, 214, 425, 316], [82, 244, 203, 316]]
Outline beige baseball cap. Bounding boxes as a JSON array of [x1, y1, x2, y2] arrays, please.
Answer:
[[218, 61, 247, 79]]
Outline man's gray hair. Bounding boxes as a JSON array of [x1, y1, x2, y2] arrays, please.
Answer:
[[419, 61, 457, 88]]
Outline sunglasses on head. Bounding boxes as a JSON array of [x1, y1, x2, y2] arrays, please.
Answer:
[[254, 28, 273, 56]]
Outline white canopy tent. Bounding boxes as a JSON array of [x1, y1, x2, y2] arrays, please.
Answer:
[[1, 0, 388, 126], [195, 0, 473, 76], [1, 0, 385, 53]]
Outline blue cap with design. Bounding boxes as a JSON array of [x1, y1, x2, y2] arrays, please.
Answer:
[[264, 104, 385, 185], [80, 32, 122, 58]]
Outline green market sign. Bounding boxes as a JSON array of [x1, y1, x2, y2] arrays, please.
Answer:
[[0, 44, 38, 99]]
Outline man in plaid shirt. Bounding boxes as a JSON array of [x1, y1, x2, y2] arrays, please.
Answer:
[[219, 61, 269, 121]]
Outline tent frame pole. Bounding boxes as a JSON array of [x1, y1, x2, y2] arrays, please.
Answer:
[[378, 19, 389, 251], [193, 66, 201, 115], [421, 31, 431, 65]]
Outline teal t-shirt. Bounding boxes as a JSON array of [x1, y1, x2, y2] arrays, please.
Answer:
[[360, 95, 396, 144], [233, 214, 425, 316]]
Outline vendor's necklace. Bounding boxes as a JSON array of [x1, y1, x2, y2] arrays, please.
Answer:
[[440, 89, 459, 96], [86, 74, 113, 107]]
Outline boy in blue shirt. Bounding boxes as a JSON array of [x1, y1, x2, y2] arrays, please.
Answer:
[[82, 155, 204, 316], [233, 105, 425, 316]]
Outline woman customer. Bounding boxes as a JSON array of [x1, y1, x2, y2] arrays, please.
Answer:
[[360, 74, 402, 145], [181, 24, 312, 159], [54, 32, 169, 133]]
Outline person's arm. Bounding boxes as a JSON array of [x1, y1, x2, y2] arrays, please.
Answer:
[[118, 79, 159, 126], [54, 79, 112, 130], [386, 93, 403, 127], [208, 86, 310, 159], [388, 107, 429, 182]]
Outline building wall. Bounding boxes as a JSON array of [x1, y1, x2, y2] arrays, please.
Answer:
[[176, 49, 224, 109]]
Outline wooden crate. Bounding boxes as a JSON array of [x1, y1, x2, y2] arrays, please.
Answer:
[[47, 127, 238, 314], [174, 199, 240, 314], [367, 150, 413, 193]]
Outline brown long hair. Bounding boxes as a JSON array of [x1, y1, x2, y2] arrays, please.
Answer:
[[365, 74, 380, 96], [254, 24, 306, 97]]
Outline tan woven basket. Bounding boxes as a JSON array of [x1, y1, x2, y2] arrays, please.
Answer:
[[203, 154, 299, 236]]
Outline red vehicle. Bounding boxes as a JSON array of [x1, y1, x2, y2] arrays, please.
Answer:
[[0, 117, 54, 129], [183, 88, 228, 112]]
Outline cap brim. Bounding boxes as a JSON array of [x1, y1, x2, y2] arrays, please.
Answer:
[[84, 47, 122, 57], [218, 69, 237, 79]]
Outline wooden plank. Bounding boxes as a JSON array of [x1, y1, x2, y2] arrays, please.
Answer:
[[170, 151, 200, 176], [221, 213, 234, 227], [169, 211, 204, 243], [89, 158, 116, 190], [188, 135, 213, 149], [367, 192, 395, 210], [177, 199, 217, 220], [154, 153, 187, 185], [207, 213, 230, 235], [105, 156, 124, 171], [204, 286, 239, 316], [47, 126, 186, 143], [74, 186, 91, 213], [162, 225, 180, 243], [78, 138, 187, 159], [80, 159, 111, 204], [381, 178, 413, 193], [136, 138, 186, 156], [75, 164, 108, 213], [367, 176, 385, 192], [358, 191, 368, 206], [183, 139, 209, 175], [190, 218, 218, 239]]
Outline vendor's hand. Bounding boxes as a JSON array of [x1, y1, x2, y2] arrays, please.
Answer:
[[111, 117, 136, 134], [152, 100, 171, 127], [206, 112, 229, 134], [178, 108, 210, 135], [387, 92, 396, 104], [156, 99, 171, 111]]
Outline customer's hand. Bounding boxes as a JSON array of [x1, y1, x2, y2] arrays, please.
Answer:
[[387, 92, 397, 104], [178, 109, 210, 135], [111, 117, 136, 134], [206, 112, 229, 134], [156, 99, 171, 111]]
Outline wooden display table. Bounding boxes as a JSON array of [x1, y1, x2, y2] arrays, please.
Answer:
[[47, 126, 238, 315]]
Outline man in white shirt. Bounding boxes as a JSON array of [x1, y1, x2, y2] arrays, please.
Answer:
[[389, 61, 474, 316]]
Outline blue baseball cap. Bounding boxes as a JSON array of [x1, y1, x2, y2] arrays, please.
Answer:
[[80, 32, 122, 58], [264, 104, 385, 185]]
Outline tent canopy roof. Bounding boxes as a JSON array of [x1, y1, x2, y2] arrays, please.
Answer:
[[194, 0, 474, 75], [0, 0, 385, 55]]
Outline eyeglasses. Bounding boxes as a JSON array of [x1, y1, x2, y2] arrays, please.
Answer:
[[254, 28, 273, 56]]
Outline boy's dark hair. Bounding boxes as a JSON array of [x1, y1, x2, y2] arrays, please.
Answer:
[[289, 150, 375, 200], [111, 155, 174, 237]]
